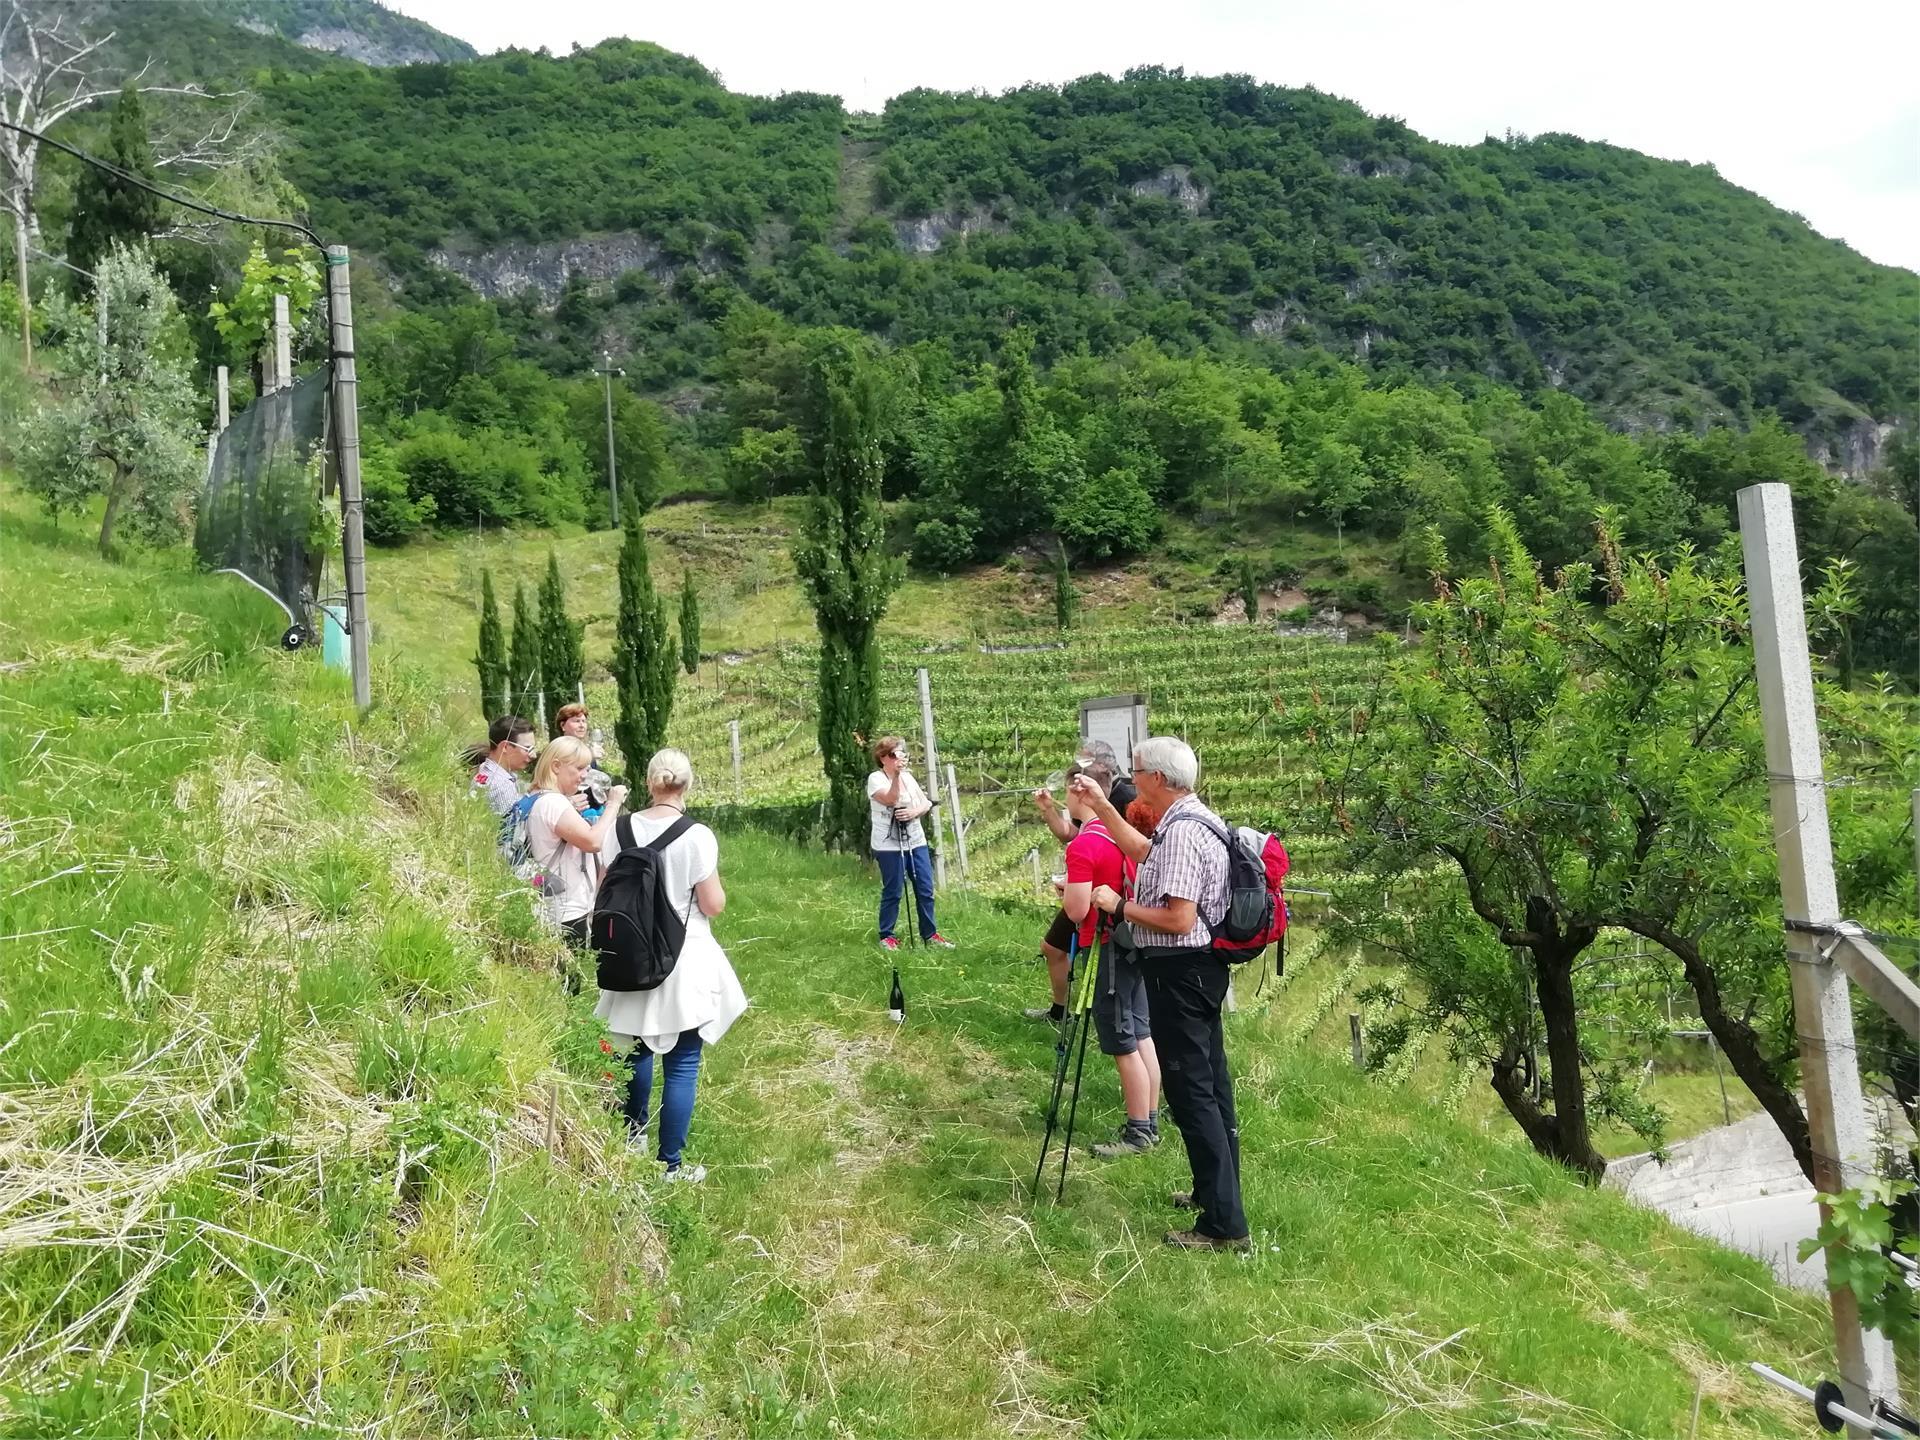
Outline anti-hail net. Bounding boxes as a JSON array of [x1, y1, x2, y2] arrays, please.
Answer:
[[194, 368, 331, 630]]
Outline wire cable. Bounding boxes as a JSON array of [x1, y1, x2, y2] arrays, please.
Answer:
[[0, 117, 324, 249]]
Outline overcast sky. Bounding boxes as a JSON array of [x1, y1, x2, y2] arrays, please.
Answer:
[[389, 0, 1920, 273]]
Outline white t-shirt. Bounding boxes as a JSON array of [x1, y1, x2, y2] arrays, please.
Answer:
[[593, 812, 748, 1054], [596, 810, 719, 921], [867, 768, 929, 851], [528, 791, 601, 924]]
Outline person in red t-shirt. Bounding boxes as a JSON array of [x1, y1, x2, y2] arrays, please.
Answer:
[[1060, 761, 1162, 1158]]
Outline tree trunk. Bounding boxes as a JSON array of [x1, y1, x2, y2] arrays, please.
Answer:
[[12, 204, 30, 372], [1487, 905, 1607, 1184], [98, 462, 129, 556], [1529, 914, 1607, 1183]]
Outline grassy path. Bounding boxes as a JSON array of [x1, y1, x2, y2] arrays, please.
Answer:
[[653, 833, 1822, 1438]]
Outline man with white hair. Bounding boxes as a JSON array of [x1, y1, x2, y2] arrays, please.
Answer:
[[1071, 736, 1248, 1251]]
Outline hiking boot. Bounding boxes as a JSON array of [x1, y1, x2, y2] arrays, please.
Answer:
[[879, 936, 900, 952], [1163, 1228, 1250, 1252], [1091, 1126, 1156, 1159], [1023, 1005, 1066, 1022], [1170, 1189, 1196, 1210], [926, 933, 956, 949], [663, 1163, 706, 1185]]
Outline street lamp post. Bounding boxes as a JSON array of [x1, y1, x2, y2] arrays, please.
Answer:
[[596, 350, 623, 527]]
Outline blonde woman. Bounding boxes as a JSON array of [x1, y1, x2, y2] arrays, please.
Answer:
[[527, 735, 629, 948], [595, 748, 747, 1182]]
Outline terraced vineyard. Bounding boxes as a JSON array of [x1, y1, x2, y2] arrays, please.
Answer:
[[590, 623, 1390, 896]]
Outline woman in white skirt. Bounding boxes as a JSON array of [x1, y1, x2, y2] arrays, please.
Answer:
[[595, 748, 748, 1183]]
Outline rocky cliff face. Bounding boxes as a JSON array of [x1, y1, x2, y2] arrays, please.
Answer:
[[1128, 165, 1208, 215], [1808, 417, 1896, 477], [430, 233, 678, 303], [293, 26, 451, 67], [892, 208, 1003, 254], [233, 3, 475, 66]]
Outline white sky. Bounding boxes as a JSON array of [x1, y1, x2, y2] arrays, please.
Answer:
[[389, 0, 1920, 273]]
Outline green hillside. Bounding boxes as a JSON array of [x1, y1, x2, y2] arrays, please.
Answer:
[[251, 43, 1912, 445], [100, 0, 474, 70], [0, 479, 1829, 1438]]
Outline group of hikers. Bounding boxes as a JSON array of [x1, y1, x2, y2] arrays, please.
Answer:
[[473, 712, 1278, 1251], [471, 710, 746, 1185]]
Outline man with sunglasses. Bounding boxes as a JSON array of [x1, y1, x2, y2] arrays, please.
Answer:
[[473, 714, 538, 819]]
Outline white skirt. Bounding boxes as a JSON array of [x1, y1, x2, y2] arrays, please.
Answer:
[[594, 917, 749, 1054]]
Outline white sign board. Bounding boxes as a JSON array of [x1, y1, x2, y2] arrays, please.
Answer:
[[1079, 694, 1148, 774]]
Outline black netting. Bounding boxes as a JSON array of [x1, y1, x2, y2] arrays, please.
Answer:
[[195, 368, 332, 629]]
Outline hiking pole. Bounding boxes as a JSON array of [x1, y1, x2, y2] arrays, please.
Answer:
[[1055, 931, 1101, 1202], [887, 807, 915, 1024], [1029, 931, 1082, 1199]]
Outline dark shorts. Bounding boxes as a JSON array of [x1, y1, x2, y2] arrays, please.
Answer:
[[1042, 907, 1079, 954], [1090, 942, 1151, 1057]]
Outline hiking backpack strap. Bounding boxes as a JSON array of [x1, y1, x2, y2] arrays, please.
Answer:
[[614, 813, 637, 854], [644, 814, 696, 854], [1152, 811, 1234, 936]]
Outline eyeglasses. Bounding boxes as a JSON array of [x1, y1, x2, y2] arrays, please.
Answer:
[[504, 739, 536, 757]]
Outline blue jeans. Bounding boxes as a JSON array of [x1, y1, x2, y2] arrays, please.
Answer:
[[874, 844, 936, 941], [623, 1030, 704, 1168]]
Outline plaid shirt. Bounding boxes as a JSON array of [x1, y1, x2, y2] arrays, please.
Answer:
[[1133, 793, 1230, 949]]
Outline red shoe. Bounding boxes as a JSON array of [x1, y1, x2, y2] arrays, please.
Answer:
[[879, 936, 900, 952], [927, 933, 956, 949]]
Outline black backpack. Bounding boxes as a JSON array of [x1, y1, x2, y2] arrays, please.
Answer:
[[591, 815, 696, 993], [1156, 812, 1276, 961]]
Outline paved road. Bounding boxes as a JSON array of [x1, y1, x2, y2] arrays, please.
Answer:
[[1667, 1191, 1825, 1291]]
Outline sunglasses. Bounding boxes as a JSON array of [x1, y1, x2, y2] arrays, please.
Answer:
[[505, 739, 537, 757]]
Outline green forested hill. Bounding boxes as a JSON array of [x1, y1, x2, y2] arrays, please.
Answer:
[[244, 43, 1913, 447], [98, 0, 474, 70], [17, 19, 1914, 674]]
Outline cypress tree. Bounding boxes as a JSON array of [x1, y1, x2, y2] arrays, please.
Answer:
[[67, 86, 162, 283], [679, 582, 701, 675], [1239, 555, 1260, 625], [508, 581, 542, 727], [794, 347, 901, 852], [537, 550, 584, 734], [612, 505, 676, 771], [474, 568, 508, 721], [1053, 541, 1076, 630]]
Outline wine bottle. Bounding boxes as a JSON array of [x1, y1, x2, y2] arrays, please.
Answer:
[[888, 969, 905, 1025]]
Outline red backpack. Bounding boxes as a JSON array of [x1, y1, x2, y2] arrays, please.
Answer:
[[1154, 815, 1291, 971], [1221, 826, 1290, 971]]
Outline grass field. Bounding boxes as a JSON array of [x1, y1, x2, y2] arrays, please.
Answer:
[[615, 831, 1821, 1437], [0, 492, 686, 1436], [2, 479, 1833, 1436]]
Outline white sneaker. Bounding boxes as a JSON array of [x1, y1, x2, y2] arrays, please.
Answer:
[[663, 1163, 706, 1184]]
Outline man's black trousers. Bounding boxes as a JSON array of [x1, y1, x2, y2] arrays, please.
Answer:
[[1141, 952, 1247, 1239]]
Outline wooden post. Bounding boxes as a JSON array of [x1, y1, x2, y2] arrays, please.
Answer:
[[1349, 1013, 1364, 1070], [272, 292, 292, 394], [215, 365, 230, 432], [325, 248, 372, 712], [944, 762, 970, 879], [916, 667, 948, 889], [729, 718, 742, 798], [1737, 481, 1895, 1414]]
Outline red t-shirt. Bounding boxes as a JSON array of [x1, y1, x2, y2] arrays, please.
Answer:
[[1064, 819, 1131, 948]]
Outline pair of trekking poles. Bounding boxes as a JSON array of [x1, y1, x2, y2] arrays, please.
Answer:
[[1031, 928, 1102, 1202]]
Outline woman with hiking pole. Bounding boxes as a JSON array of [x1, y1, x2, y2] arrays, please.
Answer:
[[866, 737, 953, 954]]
